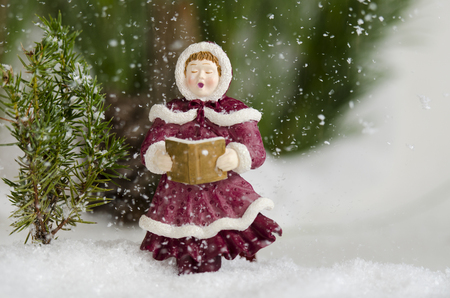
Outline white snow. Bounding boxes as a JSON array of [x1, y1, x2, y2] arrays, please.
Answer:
[[1, 238, 449, 298], [317, 114, 325, 125], [418, 94, 432, 110], [2, 0, 450, 297]]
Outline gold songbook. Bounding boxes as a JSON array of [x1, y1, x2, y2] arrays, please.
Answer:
[[165, 137, 227, 185]]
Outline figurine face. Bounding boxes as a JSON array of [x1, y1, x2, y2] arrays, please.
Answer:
[[185, 60, 220, 98]]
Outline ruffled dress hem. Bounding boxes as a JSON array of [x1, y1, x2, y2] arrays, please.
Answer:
[[140, 213, 282, 264]]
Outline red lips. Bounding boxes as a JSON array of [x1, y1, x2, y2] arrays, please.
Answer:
[[198, 83, 204, 88]]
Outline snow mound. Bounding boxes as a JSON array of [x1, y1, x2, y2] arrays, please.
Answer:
[[1, 239, 449, 298]]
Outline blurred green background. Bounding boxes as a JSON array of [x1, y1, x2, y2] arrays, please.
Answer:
[[0, 0, 412, 222]]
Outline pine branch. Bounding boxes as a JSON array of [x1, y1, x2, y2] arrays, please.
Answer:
[[0, 116, 15, 123], [51, 216, 71, 237], [0, 13, 129, 244]]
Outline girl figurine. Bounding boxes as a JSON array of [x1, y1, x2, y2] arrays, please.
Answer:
[[139, 41, 282, 274]]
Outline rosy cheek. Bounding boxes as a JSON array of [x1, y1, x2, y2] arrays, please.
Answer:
[[187, 76, 196, 86], [206, 77, 218, 88]]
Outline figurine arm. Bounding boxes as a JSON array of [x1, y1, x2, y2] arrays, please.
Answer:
[[141, 118, 178, 174], [221, 120, 266, 174]]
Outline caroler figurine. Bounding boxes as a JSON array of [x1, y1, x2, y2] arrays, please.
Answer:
[[139, 41, 282, 274]]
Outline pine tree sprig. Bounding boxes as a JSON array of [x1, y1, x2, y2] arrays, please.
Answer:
[[0, 12, 128, 244]]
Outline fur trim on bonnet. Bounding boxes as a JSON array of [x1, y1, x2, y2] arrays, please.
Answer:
[[175, 42, 232, 102]]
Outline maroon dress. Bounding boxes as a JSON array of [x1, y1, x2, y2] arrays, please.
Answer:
[[139, 96, 282, 274]]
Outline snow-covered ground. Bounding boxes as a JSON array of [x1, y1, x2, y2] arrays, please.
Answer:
[[2, 239, 449, 298], [2, 0, 450, 297]]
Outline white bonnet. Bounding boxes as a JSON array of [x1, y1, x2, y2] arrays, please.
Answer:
[[175, 42, 232, 102]]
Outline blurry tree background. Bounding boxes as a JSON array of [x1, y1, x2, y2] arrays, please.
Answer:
[[0, 0, 413, 223]]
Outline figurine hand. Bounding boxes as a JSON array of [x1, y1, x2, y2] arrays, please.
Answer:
[[216, 148, 239, 171], [155, 149, 173, 172]]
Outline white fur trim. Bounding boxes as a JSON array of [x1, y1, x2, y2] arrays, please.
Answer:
[[175, 42, 232, 102], [227, 142, 252, 174], [139, 197, 274, 239], [204, 107, 261, 126], [143, 141, 166, 174], [149, 104, 197, 125], [149, 104, 261, 127]]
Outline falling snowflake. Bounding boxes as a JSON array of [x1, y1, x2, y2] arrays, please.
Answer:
[[418, 95, 431, 110], [354, 26, 365, 36], [318, 114, 325, 126]]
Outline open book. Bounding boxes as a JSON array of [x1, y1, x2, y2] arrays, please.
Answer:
[[165, 137, 227, 185]]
